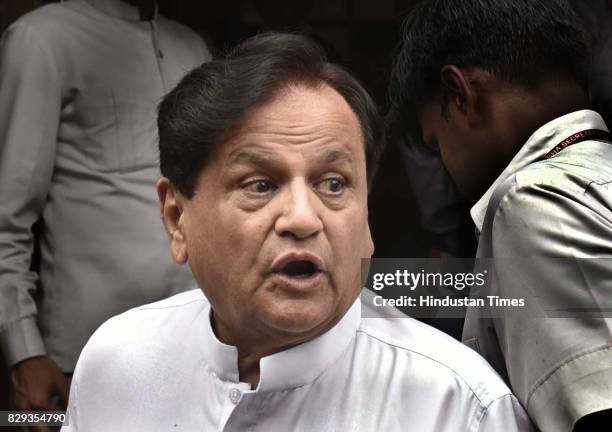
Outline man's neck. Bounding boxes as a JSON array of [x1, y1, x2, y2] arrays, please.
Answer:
[[210, 313, 295, 388], [486, 77, 590, 187], [236, 352, 262, 388], [211, 311, 344, 388], [498, 78, 591, 171], [469, 77, 591, 204]]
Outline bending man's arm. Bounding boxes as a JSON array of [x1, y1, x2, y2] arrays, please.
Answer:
[[489, 177, 612, 432]]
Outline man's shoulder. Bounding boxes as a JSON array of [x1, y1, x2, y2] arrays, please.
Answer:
[[105, 288, 206, 324], [7, 1, 85, 37], [517, 140, 612, 193], [156, 14, 199, 40], [488, 142, 612, 236], [357, 315, 513, 407], [68, 290, 210, 427], [131, 288, 207, 312], [2, 0, 100, 65], [157, 14, 211, 59], [80, 289, 208, 355]]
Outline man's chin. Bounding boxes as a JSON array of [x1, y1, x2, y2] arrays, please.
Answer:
[[259, 300, 341, 338]]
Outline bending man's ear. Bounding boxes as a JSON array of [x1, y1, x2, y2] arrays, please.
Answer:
[[439, 65, 482, 126], [157, 178, 188, 265]]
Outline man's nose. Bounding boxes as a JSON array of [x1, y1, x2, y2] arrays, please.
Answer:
[[274, 179, 323, 240]]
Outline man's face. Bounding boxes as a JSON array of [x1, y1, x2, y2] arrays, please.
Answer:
[[417, 97, 496, 202], [173, 84, 373, 345]]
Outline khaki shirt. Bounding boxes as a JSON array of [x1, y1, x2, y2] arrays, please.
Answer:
[[464, 110, 612, 432]]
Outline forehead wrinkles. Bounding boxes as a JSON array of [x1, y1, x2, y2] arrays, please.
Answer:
[[238, 125, 353, 149], [242, 104, 358, 142], [216, 85, 366, 165]]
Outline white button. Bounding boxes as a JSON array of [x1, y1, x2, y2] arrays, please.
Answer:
[[229, 388, 241, 404]]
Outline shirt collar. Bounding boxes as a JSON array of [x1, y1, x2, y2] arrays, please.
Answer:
[[200, 295, 362, 392], [470, 109, 609, 231], [82, 0, 157, 21]]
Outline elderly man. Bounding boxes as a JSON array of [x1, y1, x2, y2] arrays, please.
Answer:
[[62, 34, 534, 431], [389, 1, 612, 431]]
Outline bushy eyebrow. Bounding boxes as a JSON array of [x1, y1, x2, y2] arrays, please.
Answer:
[[322, 148, 353, 165], [226, 147, 355, 170], [227, 148, 280, 168]]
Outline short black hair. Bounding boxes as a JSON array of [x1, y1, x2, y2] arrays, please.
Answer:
[[158, 33, 383, 198], [387, 0, 590, 139]]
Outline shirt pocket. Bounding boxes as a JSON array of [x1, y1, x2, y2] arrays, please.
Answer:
[[76, 86, 159, 173]]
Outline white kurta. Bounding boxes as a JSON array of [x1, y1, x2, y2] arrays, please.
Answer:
[[0, 0, 210, 371], [62, 289, 535, 431]]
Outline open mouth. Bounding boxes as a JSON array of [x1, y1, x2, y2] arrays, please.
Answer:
[[279, 260, 320, 278], [269, 252, 325, 291]]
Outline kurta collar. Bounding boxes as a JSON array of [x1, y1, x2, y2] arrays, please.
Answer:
[[200, 295, 362, 392], [82, 0, 157, 21], [470, 109, 608, 231]]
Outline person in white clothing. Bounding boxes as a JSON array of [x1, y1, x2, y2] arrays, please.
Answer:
[[0, 0, 210, 415], [62, 33, 535, 431]]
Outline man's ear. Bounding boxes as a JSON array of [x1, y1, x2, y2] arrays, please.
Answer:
[[439, 65, 479, 125], [157, 177, 188, 265]]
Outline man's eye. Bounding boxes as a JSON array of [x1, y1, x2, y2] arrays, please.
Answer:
[[315, 177, 345, 195], [243, 179, 276, 194]]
